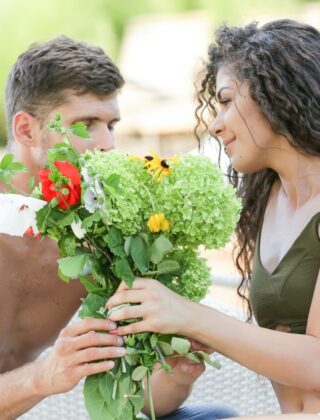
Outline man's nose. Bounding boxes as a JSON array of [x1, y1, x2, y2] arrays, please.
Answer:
[[95, 127, 115, 152]]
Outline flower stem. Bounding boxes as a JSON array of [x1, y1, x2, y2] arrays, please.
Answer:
[[147, 369, 156, 420], [141, 184, 156, 213], [8, 183, 28, 196]]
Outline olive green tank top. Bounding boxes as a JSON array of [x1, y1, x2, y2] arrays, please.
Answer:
[[250, 212, 320, 334]]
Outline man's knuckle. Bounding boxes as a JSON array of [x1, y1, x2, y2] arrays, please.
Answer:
[[87, 331, 98, 344], [84, 348, 96, 360], [55, 339, 69, 355]]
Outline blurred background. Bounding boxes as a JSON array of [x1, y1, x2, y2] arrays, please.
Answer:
[[1, 0, 319, 305]]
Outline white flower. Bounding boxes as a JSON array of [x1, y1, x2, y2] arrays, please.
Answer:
[[71, 219, 86, 239], [82, 178, 104, 214]]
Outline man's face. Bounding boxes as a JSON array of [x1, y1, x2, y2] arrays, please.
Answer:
[[35, 92, 121, 165]]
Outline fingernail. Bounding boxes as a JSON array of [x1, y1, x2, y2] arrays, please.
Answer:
[[117, 348, 126, 356], [117, 337, 124, 346], [106, 361, 115, 369], [107, 320, 117, 330]]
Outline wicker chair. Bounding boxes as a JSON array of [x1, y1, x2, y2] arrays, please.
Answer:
[[20, 298, 280, 419]]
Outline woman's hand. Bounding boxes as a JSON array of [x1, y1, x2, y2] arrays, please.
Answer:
[[106, 278, 195, 336]]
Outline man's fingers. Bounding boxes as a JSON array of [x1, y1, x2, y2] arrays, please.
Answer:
[[73, 331, 123, 350], [77, 360, 115, 378], [76, 346, 126, 364], [60, 318, 117, 338]]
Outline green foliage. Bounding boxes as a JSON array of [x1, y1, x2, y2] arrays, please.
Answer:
[[0, 153, 28, 184]]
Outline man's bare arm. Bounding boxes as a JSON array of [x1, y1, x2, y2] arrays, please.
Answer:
[[0, 361, 46, 419], [0, 318, 124, 419]]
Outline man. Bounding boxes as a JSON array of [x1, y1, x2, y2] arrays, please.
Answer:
[[0, 36, 210, 419]]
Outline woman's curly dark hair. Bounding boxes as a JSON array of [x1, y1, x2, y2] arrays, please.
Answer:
[[195, 19, 320, 318]]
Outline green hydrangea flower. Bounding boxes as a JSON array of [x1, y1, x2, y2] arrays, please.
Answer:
[[155, 154, 242, 249], [81, 150, 155, 235], [164, 247, 212, 302]]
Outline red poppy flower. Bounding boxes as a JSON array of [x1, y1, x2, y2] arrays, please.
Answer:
[[39, 161, 81, 209]]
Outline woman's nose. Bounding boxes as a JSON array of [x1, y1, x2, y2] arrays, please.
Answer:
[[209, 115, 224, 137]]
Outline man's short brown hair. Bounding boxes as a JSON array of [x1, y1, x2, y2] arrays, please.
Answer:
[[5, 35, 124, 143]]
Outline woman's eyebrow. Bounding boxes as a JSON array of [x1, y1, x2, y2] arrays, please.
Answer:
[[216, 86, 232, 101]]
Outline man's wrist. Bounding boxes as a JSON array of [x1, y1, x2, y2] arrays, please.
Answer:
[[28, 359, 49, 398]]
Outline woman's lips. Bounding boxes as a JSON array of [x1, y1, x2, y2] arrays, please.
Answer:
[[223, 138, 236, 153]]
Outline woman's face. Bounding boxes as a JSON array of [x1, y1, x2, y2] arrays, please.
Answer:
[[210, 66, 282, 173]]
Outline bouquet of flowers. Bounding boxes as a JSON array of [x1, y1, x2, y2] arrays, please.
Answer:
[[0, 115, 241, 420]]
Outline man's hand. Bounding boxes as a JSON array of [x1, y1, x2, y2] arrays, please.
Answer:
[[33, 318, 125, 395]]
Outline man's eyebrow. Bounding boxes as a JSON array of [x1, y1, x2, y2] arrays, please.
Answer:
[[216, 86, 232, 101], [72, 116, 121, 124]]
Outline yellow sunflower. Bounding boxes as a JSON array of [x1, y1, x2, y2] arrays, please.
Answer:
[[144, 150, 178, 181]]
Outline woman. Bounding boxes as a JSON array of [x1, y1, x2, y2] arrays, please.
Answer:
[[107, 19, 320, 417]]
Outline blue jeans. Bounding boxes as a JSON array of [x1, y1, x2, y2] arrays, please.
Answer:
[[156, 403, 239, 419]]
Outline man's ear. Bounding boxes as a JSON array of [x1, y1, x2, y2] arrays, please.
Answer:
[[12, 111, 42, 148]]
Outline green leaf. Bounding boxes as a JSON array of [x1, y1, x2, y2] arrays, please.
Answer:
[[107, 303, 131, 318], [36, 203, 52, 233], [82, 212, 101, 229], [59, 211, 75, 227], [150, 333, 158, 349], [58, 235, 77, 256], [106, 227, 125, 257], [28, 176, 35, 190], [0, 153, 13, 169], [156, 260, 180, 275], [79, 276, 98, 293], [130, 235, 149, 274], [132, 366, 148, 381], [57, 254, 87, 279], [129, 384, 145, 415], [79, 293, 106, 319], [57, 267, 70, 283], [150, 235, 173, 264], [185, 352, 201, 363], [114, 258, 135, 287], [124, 236, 132, 256], [157, 341, 174, 356], [47, 142, 78, 165], [84, 374, 113, 419], [171, 337, 191, 355], [0, 153, 28, 184], [69, 122, 90, 138], [105, 173, 122, 193], [196, 351, 221, 369]]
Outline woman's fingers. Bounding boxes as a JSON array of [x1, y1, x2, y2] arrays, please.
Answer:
[[107, 290, 145, 309], [116, 278, 157, 293], [108, 303, 145, 322], [112, 320, 149, 336]]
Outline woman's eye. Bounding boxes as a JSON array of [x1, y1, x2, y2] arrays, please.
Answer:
[[220, 99, 231, 106]]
